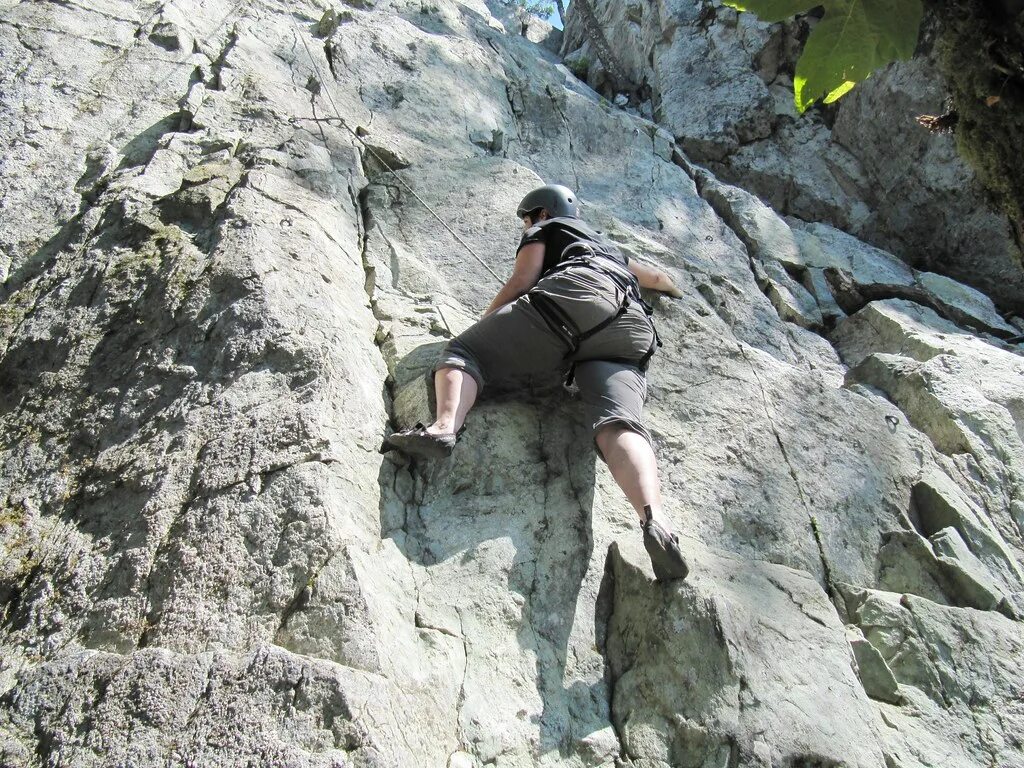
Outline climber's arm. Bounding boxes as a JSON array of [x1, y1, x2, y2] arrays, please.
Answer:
[[482, 242, 545, 316], [628, 259, 684, 298]]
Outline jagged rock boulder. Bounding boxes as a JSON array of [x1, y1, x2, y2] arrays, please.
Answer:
[[838, 584, 1024, 767], [1, 0, 1022, 766], [604, 545, 888, 767]]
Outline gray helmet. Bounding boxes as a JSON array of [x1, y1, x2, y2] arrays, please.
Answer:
[[516, 184, 579, 219]]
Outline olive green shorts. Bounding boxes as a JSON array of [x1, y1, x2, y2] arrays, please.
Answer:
[[435, 266, 656, 454]]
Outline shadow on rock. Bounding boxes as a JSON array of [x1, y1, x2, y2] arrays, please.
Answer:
[[379, 341, 615, 758]]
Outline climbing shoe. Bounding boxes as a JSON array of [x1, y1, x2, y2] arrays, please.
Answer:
[[642, 512, 689, 582], [384, 422, 458, 459]]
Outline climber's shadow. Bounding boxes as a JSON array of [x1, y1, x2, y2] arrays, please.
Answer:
[[379, 342, 606, 755]]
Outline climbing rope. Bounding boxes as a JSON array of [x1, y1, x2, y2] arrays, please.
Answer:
[[288, 19, 506, 287]]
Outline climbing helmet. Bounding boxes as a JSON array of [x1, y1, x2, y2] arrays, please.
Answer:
[[516, 184, 579, 220]]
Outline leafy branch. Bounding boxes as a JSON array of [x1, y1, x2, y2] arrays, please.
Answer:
[[723, 0, 923, 111]]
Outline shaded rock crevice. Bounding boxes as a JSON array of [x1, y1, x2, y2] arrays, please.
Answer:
[[595, 550, 627, 764], [275, 546, 340, 637], [206, 25, 239, 91], [544, 85, 581, 194], [0, 18, 131, 53], [136, 494, 199, 650], [737, 341, 836, 597], [822, 265, 1019, 340], [356, 178, 399, 428]]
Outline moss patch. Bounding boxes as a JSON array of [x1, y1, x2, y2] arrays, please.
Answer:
[[107, 224, 197, 304], [0, 503, 26, 529], [0, 284, 39, 355], [566, 54, 591, 79]]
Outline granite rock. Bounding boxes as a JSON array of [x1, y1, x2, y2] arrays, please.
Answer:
[[1, 0, 1022, 766]]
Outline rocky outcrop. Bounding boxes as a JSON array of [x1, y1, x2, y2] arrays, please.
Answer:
[[1, 1, 1022, 766], [561, 0, 1024, 312]]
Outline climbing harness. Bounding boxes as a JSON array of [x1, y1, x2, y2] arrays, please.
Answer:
[[288, 22, 504, 287], [526, 234, 662, 388]]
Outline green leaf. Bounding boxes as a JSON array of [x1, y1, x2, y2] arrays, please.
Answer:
[[724, 0, 922, 112], [721, 0, 822, 24], [823, 79, 856, 104], [793, 0, 922, 112], [861, 0, 923, 61], [795, 1, 871, 111]]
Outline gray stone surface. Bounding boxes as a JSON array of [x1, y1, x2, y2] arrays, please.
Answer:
[[1, 644, 423, 766], [839, 585, 1024, 768], [562, 0, 779, 159], [605, 544, 888, 767], [693, 175, 1015, 336], [1, 0, 1023, 766], [831, 56, 1024, 312], [713, 118, 874, 234], [846, 625, 902, 705]]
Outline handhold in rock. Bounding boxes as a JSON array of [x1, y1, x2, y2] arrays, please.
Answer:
[[847, 626, 902, 704], [149, 20, 190, 51], [314, 9, 340, 39]]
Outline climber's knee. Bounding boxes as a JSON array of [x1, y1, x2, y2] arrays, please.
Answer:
[[593, 417, 654, 463], [435, 340, 485, 392]]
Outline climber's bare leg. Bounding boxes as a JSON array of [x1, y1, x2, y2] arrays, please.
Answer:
[[598, 422, 688, 579], [595, 423, 664, 525], [428, 366, 478, 436]]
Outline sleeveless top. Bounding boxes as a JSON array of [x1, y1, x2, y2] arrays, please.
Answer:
[[516, 217, 629, 278]]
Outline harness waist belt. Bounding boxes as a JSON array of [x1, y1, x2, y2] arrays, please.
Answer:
[[528, 246, 663, 381]]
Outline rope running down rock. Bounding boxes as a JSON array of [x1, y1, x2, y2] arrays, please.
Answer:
[[288, 18, 505, 287]]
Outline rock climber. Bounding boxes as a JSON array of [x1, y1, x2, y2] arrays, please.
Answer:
[[386, 184, 689, 581]]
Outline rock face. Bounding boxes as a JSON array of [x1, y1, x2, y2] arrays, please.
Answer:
[[1, 1, 1022, 767], [561, 0, 1024, 312]]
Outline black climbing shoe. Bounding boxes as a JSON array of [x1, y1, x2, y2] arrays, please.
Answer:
[[642, 512, 689, 582], [384, 422, 458, 460]]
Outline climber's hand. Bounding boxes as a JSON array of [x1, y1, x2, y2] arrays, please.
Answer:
[[629, 260, 683, 298]]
